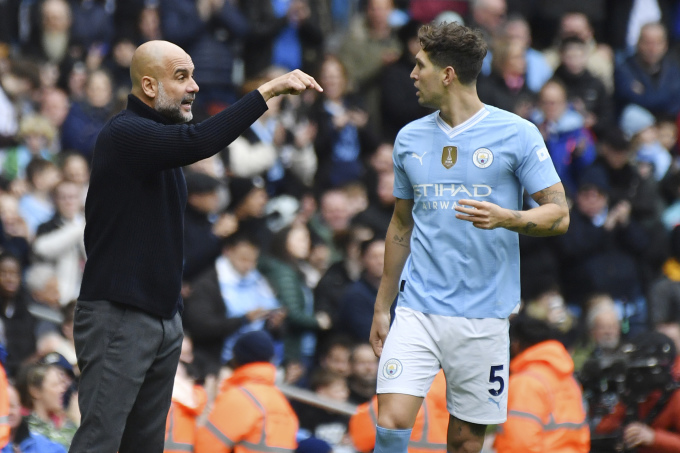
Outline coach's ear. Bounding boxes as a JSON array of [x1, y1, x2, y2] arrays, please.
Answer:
[[442, 66, 456, 86]]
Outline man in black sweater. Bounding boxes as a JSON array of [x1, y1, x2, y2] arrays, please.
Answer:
[[70, 40, 322, 453]]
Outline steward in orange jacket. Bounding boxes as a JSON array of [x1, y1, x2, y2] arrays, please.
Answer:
[[494, 315, 589, 453], [164, 361, 207, 452], [349, 370, 448, 452], [194, 331, 298, 453]]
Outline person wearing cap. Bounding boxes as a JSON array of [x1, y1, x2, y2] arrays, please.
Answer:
[[555, 166, 650, 330], [183, 171, 237, 281], [619, 103, 671, 181], [194, 330, 298, 453]]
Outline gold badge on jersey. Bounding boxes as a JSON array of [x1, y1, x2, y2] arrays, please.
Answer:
[[441, 146, 457, 169]]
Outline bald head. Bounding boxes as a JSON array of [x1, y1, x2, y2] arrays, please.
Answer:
[[129, 40, 199, 123], [130, 40, 187, 91]]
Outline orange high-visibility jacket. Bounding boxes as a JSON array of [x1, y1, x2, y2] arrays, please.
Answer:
[[194, 363, 298, 453], [0, 364, 9, 448], [494, 340, 590, 453], [164, 384, 207, 452], [349, 370, 449, 453]]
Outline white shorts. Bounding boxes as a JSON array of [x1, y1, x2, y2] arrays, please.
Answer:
[[377, 306, 510, 425]]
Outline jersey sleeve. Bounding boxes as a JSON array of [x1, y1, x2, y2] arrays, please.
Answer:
[[392, 132, 414, 199], [514, 121, 561, 195]]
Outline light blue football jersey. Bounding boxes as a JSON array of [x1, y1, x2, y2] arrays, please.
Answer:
[[393, 105, 560, 318]]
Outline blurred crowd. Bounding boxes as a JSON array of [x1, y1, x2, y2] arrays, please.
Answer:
[[1, 0, 680, 451]]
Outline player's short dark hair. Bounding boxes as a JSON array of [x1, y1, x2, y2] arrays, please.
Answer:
[[418, 22, 487, 85]]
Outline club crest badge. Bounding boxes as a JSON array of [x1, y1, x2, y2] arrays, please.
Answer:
[[441, 146, 458, 169], [473, 148, 493, 168], [382, 358, 403, 379]]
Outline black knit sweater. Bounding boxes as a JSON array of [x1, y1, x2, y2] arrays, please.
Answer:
[[79, 91, 268, 318]]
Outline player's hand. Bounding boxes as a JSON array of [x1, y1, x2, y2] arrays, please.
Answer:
[[257, 69, 323, 101], [454, 199, 509, 230], [370, 310, 391, 358], [623, 422, 655, 448]]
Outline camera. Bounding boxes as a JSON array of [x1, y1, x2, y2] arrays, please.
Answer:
[[580, 332, 677, 453]]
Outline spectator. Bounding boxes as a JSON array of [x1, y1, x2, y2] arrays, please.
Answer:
[[605, 0, 676, 54], [32, 180, 85, 305], [59, 153, 89, 201], [160, 0, 249, 117], [308, 187, 353, 262], [226, 176, 271, 250], [15, 362, 77, 448], [499, 14, 552, 93], [591, 128, 664, 229], [338, 0, 401, 132], [18, 158, 60, 238], [555, 167, 649, 332], [164, 357, 207, 453], [318, 335, 352, 379], [530, 79, 596, 197], [1, 115, 56, 182], [467, 0, 507, 46], [21, 0, 75, 66], [0, 252, 37, 376], [311, 55, 379, 191], [259, 224, 331, 365], [350, 370, 448, 453], [494, 315, 589, 453], [194, 330, 299, 453], [614, 22, 680, 117], [39, 88, 69, 154], [69, 0, 114, 53], [2, 385, 65, 453], [353, 165, 396, 238], [571, 295, 622, 372], [184, 232, 283, 377], [293, 369, 351, 449], [24, 263, 61, 336], [0, 195, 31, 267], [523, 287, 576, 346], [552, 36, 613, 135], [347, 343, 378, 405], [542, 12, 614, 93], [239, 0, 325, 79], [477, 38, 534, 117], [60, 69, 114, 160], [380, 19, 432, 142], [104, 37, 136, 101], [337, 238, 385, 343], [314, 224, 374, 337], [182, 171, 236, 281], [620, 103, 672, 181]]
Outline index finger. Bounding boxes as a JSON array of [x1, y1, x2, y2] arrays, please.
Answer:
[[292, 70, 323, 92], [457, 199, 483, 208]]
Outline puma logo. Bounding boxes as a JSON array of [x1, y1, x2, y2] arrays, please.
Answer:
[[487, 397, 501, 410], [411, 152, 427, 165]]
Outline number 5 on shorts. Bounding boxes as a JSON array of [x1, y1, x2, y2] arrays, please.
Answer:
[[488, 365, 504, 396]]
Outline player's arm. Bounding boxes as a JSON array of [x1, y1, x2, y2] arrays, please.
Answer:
[[455, 182, 569, 237], [370, 197, 414, 356]]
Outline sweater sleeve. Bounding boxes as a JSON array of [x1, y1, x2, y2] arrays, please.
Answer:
[[111, 91, 268, 171]]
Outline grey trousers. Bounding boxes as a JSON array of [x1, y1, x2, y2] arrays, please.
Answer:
[[68, 299, 183, 453]]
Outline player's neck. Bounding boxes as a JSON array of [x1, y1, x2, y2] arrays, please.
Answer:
[[438, 88, 485, 128]]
